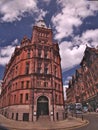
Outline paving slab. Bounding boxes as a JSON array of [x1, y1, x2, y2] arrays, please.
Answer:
[[0, 114, 88, 130]]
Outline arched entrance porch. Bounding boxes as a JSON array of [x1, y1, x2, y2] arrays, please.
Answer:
[[37, 96, 49, 118]]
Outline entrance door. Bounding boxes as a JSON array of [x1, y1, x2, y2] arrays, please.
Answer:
[[37, 96, 49, 117]]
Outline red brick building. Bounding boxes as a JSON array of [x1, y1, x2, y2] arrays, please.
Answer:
[[0, 20, 65, 121], [66, 46, 98, 111]]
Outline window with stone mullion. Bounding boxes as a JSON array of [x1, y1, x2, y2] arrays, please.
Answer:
[[38, 49, 41, 57]]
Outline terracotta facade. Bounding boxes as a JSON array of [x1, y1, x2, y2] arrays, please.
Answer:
[[66, 46, 98, 111], [0, 20, 65, 121]]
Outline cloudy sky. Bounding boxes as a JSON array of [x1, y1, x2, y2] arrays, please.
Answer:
[[0, 0, 98, 87]]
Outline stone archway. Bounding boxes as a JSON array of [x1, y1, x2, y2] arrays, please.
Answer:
[[37, 96, 49, 117]]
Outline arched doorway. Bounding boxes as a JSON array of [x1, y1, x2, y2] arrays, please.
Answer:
[[37, 96, 49, 117]]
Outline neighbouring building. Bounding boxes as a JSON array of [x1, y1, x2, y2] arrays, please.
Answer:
[[0, 20, 65, 121], [66, 46, 98, 111], [0, 80, 3, 95]]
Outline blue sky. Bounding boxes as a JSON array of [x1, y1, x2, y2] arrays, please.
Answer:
[[0, 0, 98, 87]]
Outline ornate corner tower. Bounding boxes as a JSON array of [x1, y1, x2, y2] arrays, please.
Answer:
[[31, 20, 65, 121]]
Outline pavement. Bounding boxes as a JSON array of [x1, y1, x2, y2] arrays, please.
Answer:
[[0, 114, 88, 130]]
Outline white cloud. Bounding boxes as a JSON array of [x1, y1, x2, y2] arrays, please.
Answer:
[[0, 0, 53, 23], [59, 28, 98, 71], [59, 42, 86, 70], [51, 0, 98, 72], [52, 0, 98, 40], [0, 0, 49, 22], [82, 29, 98, 47], [73, 29, 98, 47], [0, 0, 38, 22], [0, 45, 15, 65], [60, 28, 98, 71], [52, 13, 82, 39], [82, 29, 98, 39], [35, 9, 48, 22]]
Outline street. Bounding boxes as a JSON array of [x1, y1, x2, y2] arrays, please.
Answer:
[[0, 113, 97, 130], [72, 113, 98, 130]]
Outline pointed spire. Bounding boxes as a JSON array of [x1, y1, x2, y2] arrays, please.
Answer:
[[36, 19, 47, 28]]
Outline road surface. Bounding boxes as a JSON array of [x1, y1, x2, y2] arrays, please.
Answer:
[[73, 113, 98, 130]]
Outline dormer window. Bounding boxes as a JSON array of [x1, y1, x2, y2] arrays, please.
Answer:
[[27, 49, 30, 58]]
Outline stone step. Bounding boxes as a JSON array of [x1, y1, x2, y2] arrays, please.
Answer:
[[37, 115, 50, 122]]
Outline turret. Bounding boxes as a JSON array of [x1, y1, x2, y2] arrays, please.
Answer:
[[31, 20, 53, 44]]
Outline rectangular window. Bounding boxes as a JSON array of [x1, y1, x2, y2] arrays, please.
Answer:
[[21, 81, 24, 89], [56, 112, 59, 120], [16, 83, 17, 89], [37, 81, 41, 87], [44, 51, 48, 58], [20, 94, 23, 103], [16, 113, 18, 120], [23, 113, 29, 121], [55, 82, 57, 89], [16, 66, 18, 75], [13, 84, 14, 90], [25, 93, 29, 101], [44, 63, 48, 74], [44, 82, 48, 87], [55, 94, 57, 102], [37, 62, 42, 74], [54, 65, 57, 76], [27, 50, 30, 58], [38, 49, 41, 57], [38, 62, 41, 67], [44, 68, 48, 74], [14, 95, 16, 103], [37, 67, 41, 73], [58, 84, 60, 91], [12, 113, 14, 119], [25, 62, 29, 74], [26, 81, 29, 88]]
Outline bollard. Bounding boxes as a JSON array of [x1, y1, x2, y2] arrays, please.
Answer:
[[76, 113, 77, 118], [71, 112, 73, 117], [82, 114, 83, 121]]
